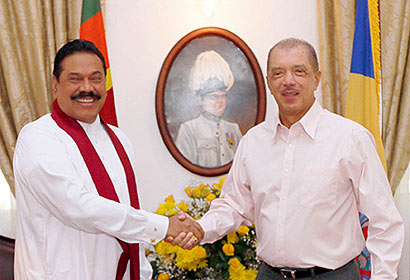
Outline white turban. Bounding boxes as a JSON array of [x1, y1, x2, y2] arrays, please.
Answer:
[[189, 50, 234, 95]]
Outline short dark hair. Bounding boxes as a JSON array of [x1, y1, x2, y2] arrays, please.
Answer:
[[267, 38, 319, 72], [53, 39, 106, 81]]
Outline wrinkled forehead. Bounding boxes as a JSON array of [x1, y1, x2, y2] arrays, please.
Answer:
[[268, 45, 316, 72], [60, 52, 104, 72]]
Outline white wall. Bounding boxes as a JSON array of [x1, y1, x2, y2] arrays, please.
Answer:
[[105, 0, 321, 211]]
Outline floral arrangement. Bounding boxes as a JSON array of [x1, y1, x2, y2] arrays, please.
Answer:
[[148, 177, 260, 280]]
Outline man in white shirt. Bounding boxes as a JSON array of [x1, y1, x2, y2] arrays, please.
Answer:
[[173, 38, 404, 279], [13, 39, 203, 280]]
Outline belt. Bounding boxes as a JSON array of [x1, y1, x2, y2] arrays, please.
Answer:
[[266, 259, 353, 279]]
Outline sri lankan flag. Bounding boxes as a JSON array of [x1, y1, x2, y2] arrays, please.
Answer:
[[346, 0, 387, 172], [80, 0, 118, 126]]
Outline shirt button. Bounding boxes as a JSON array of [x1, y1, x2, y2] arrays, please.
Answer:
[[288, 143, 292, 148], [154, 227, 158, 232], [151, 238, 156, 243], [285, 168, 289, 173]]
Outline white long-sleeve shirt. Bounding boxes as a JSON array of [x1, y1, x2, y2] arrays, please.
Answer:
[[198, 101, 404, 279], [13, 114, 168, 280]]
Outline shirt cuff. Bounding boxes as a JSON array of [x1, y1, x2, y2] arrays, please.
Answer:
[[140, 210, 169, 244], [197, 218, 214, 244]]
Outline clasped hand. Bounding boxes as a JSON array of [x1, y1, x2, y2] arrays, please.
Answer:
[[165, 212, 204, 250]]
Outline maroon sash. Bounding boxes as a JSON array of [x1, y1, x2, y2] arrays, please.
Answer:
[[51, 100, 140, 280]]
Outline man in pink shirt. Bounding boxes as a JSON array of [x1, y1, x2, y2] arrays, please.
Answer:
[[172, 38, 404, 279]]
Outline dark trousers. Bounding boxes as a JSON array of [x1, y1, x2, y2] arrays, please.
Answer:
[[256, 260, 361, 280]]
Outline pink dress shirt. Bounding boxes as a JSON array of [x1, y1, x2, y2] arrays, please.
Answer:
[[198, 100, 404, 279]]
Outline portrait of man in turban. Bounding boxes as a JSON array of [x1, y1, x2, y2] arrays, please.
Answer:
[[157, 29, 265, 175], [175, 51, 243, 168]]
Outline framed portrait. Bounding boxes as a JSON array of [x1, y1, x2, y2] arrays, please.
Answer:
[[156, 27, 266, 176]]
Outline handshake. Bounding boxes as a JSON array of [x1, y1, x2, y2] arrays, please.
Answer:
[[165, 212, 204, 250]]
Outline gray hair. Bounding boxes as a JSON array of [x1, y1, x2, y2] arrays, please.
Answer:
[[267, 38, 319, 72]]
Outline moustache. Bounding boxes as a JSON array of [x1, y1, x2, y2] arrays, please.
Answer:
[[281, 87, 298, 94], [71, 91, 102, 100], [282, 87, 297, 92]]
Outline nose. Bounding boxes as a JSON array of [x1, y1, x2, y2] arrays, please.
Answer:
[[283, 72, 296, 86], [80, 78, 93, 92]]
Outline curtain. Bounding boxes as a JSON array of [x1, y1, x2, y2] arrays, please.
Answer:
[[380, 0, 410, 192], [317, 0, 410, 194], [317, 0, 355, 115], [0, 0, 82, 196]]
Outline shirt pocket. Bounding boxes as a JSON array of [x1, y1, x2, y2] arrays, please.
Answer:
[[298, 168, 339, 209], [197, 138, 218, 167]]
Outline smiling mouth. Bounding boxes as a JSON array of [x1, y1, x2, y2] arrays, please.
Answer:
[[282, 91, 298, 97], [281, 87, 299, 97], [71, 92, 101, 103]]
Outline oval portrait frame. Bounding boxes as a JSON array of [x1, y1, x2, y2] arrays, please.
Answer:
[[156, 27, 266, 176]]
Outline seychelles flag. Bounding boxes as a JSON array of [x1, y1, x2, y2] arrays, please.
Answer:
[[346, 0, 386, 171], [80, 0, 118, 126], [346, 1, 387, 279]]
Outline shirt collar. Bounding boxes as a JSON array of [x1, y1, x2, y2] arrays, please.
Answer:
[[269, 99, 322, 140], [202, 111, 221, 123], [299, 100, 322, 139], [78, 115, 102, 132]]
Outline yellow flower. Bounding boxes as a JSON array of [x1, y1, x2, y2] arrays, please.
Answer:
[[222, 243, 235, 256], [175, 246, 208, 271], [195, 246, 207, 259], [168, 209, 178, 216], [155, 240, 178, 259], [177, 201, 189, 212], [206, 193, 216, 202], [228, 257, 244, 271], [155, 195, 178, 217], [200, 186, 211, 198], [229, 258, 252, 280], [227, 232, 239, 244], [185, 187, 192, 197], [237, 226, 250, 236], [158, 273, 170, 280], [165, 195, 175, 203], [219, 176, 226, 185], [151, 179, 259, 280], [245, 269, 258, 279], [192, 186, 202, 198], [155, 204, 168, 215]]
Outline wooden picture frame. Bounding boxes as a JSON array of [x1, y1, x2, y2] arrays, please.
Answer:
[[156, 27, 266, 176]]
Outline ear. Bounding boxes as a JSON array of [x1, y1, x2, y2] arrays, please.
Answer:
[[314, 70, 322, 90], [51, 76, 59, 98], [266, 74, 274, 94]]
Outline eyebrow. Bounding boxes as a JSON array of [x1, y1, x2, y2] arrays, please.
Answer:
[[67, 71, 103, 76], [269, 64, 308, 72], [270, 67, 283, 71]]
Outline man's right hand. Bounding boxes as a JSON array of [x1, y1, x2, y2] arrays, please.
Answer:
[[165, 212, 204, 250]]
